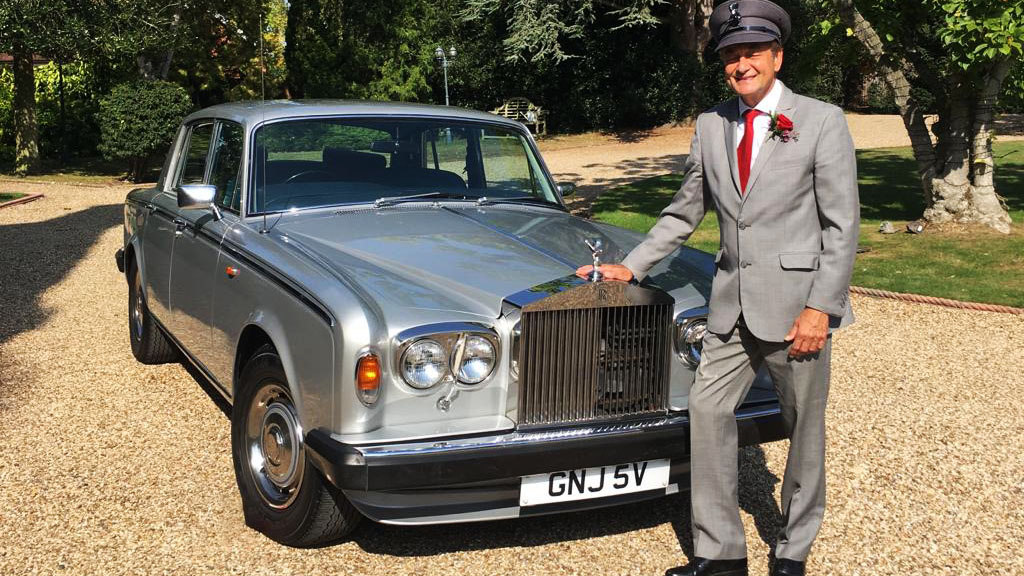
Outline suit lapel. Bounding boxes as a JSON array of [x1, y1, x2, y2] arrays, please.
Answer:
[[741, 85, 796, 205], [722, 99, 742, 194]]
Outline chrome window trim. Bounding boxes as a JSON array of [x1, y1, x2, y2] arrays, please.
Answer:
[[244, 115, 565, 218], [174, 120, 217, 189], [210, 119, 245, 215]]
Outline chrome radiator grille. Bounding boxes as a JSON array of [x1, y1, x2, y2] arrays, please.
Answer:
[[516, 301, 673, 427]]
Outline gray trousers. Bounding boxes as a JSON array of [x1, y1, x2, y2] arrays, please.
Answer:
[[689, 322, 831, 561]]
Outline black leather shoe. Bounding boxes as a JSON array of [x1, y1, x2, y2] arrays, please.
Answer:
[[665, 557, 748, 576], [770, 558, 805, 576]]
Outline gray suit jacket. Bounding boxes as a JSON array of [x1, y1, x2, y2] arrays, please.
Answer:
[[622, 84, 860, 342]]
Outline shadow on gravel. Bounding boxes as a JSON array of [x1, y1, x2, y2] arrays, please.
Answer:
[[351, 445, 782, 561], [0, 203, 122, 348], [180, 360, 233, 418]]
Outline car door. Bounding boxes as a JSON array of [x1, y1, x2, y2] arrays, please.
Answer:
[[168, 120, 240, 372], [140, 127, 191, 325]]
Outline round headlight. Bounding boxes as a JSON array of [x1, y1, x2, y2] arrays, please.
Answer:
[[676, 319, 707, 367], [456, 335, 496, 384], [401, 339, 447, 389]]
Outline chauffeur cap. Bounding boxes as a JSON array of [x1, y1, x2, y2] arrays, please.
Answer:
[[709, 0, 792, 51]]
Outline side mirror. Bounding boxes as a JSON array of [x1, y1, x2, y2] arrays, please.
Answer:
[[557, 182, 577, 197], [177, 184, 222, 220]]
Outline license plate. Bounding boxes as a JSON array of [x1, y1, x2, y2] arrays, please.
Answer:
[[519, 459, 670, 507]]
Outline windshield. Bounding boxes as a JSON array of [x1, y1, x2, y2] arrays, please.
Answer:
[[250, 117, 559, 214]]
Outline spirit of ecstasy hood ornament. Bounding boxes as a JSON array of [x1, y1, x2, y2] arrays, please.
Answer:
[[584, 238, 604, 282]]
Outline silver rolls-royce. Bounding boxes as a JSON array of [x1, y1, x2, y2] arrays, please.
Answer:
[[116, 101, 786, 547]]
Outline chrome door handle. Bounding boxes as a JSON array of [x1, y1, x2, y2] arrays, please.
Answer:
[[173, 217, 188, 236]]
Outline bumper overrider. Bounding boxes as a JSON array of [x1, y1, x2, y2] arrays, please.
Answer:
[[305, 403, 786, 524]]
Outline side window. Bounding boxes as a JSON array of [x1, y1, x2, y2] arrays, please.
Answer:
[[480, 129, 537, 194], [421, 127, 468, 176], [210, 122, 244, 212], [179, 123, 214, 185]]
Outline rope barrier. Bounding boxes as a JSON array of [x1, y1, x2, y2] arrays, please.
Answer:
[[849, 285, 1024, 315]]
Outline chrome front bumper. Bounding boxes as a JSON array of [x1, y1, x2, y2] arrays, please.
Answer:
[[304, 403, 787, 524]]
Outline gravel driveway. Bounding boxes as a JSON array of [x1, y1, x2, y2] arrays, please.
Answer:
[[1, 117, 1022, 575]]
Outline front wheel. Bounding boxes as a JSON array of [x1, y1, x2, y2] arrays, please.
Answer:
[[231, 345, 361, 546], [128, 261, 178, 364]]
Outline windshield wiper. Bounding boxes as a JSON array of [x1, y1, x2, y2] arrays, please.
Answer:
[[373, 191, 461, 208], [475, 196, 559, 207]]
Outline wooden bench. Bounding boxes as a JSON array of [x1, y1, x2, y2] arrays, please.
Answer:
[[491, 97, 547, 135]]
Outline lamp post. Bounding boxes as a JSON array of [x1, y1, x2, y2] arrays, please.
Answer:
[[434, 46, 456, 106]]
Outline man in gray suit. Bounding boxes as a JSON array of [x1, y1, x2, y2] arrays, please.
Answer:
[[578, 2, 859, 575]]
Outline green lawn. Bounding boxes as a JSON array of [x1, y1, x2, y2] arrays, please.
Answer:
[[0, 192, 27, 203], [0, 156, 145, 185], [592, 141, 1024, 307]]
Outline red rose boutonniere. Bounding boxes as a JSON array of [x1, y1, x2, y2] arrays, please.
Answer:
[[769, 113, 798, 142]]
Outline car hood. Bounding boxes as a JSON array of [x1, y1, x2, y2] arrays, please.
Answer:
[[276, 203, 710, 319]]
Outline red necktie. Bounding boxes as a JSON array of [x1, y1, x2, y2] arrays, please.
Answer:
[[737, 109, 762, 194]]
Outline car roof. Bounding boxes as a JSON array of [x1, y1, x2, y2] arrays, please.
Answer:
[[182, 99, 524, 129]]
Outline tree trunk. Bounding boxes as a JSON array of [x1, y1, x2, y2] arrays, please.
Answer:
[[833, 0, 1013, 233], [138, 55, 155, 80], [157, 49, 175, 80], [966, 59, 1013, 233], [923, 64, 1013, 234], [670, 0, 713, 61], [668, 1, 714, 117], [925, 81, 973, 225], [833, 1, 935, 193], [670, 1, 692, 53], [12, 42, 41, 176], [694, 0, 713, 57], [130, 156, 147, 183], [58, 60, 69, 162]]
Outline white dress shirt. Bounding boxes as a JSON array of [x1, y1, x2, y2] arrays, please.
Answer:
[[736, 79, 784, 166]]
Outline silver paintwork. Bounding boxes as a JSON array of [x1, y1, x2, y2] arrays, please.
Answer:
[[120, 100, 765, 523], [124, 100, 719, 442]]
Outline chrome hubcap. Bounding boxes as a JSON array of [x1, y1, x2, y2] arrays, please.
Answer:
[[131, 271, 144, 341], [246, 383, 304, 509]]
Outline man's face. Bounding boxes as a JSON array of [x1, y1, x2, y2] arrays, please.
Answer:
[[720, 41, 783, 105]]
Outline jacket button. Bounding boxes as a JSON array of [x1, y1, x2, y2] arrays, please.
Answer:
[[738, 220, 748, 229], [741, 261, 751, 268]]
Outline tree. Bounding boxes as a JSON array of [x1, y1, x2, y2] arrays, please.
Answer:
[[98, 0, 281, 98], [97, 80, 192, 182], [0, 0, 89, 174], [458, 1, 723, 64], [830, 0, 1022, 233], [285, 0, 439, 101], [460, 1, 719, 115]]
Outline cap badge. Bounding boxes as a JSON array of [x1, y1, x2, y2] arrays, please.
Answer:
[[728, 2, 742, 27]]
